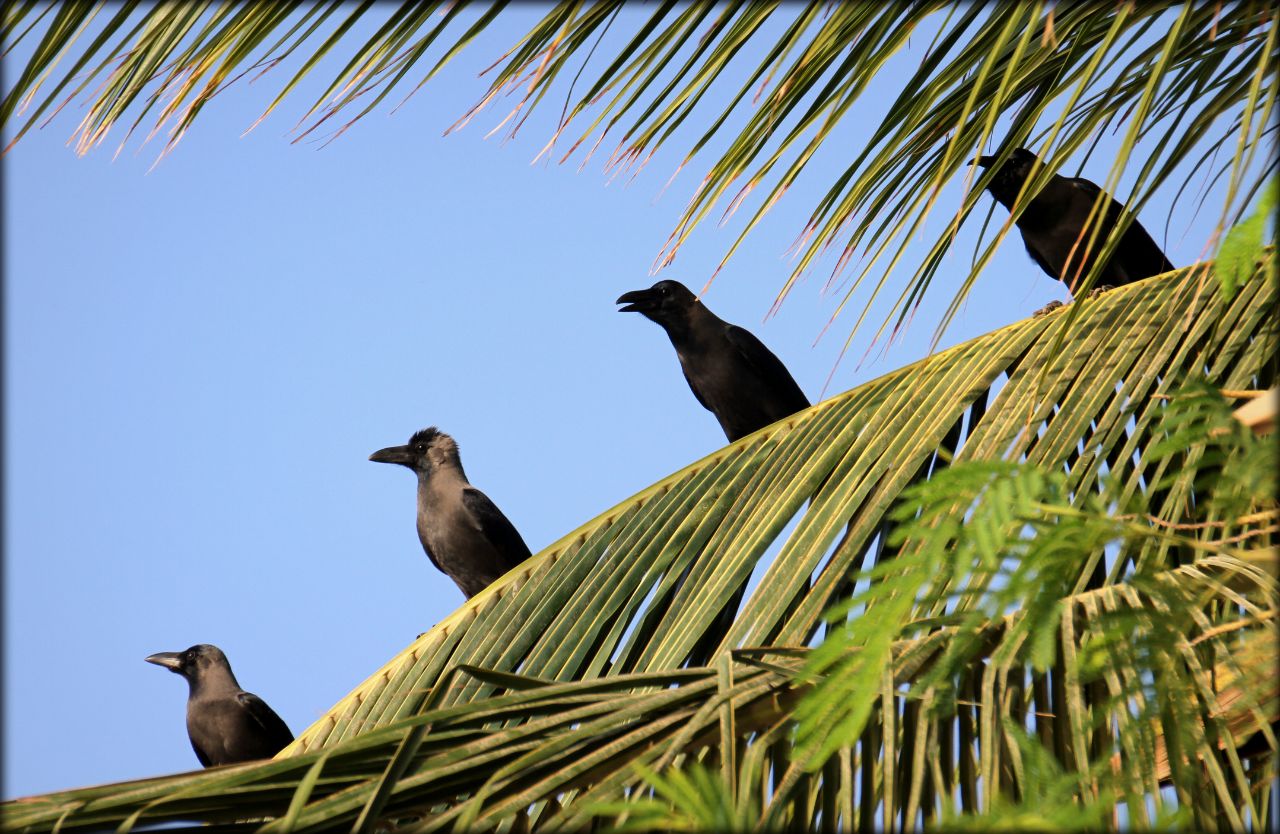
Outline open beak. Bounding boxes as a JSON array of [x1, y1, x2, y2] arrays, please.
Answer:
[[145, 652, 184, 672], [369, 444, 415, 466], [616, 288, 657, 314]]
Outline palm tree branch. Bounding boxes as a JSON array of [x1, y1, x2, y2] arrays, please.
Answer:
[[6, 3, 1274, 342]]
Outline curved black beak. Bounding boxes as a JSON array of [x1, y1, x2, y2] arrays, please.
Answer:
[[616, 288, 656, 313], [145, 652, 184, 672], [370, 445, 414, 467], [974, 154, 996, 168]]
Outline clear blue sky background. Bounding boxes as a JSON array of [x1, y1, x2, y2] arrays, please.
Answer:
[[3, 5, 1243, 798]]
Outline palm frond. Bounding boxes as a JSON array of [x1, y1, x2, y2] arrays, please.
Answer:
[[4, 263, 1274, 832], [4, 3, 1275, 342], [289, 261, 1274, 754], [4, 554, 1271, 831]]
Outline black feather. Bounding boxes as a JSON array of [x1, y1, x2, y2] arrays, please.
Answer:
[[617, 280, 810, 443], [977, 148, 1175, 295], [409, 426, 441, 447], [462, 487, 533, 569]]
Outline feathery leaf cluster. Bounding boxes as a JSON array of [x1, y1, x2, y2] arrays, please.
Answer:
[[3, 3, 1274, 343]]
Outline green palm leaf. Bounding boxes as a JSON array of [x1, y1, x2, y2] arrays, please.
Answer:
[[4, 264, 1274, 832], [291, 261, 1272, 752], [4, 3, 1275, 342]]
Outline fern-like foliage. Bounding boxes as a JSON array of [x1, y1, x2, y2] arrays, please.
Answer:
[[631, 383, 1279, 830], [611, 381, 1277, 829]]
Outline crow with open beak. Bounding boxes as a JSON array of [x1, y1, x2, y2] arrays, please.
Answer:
[[616, 279, 810, 443], [616, 279, 813, 667]]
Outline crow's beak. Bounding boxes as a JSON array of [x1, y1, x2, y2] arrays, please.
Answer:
[[975, 154, 996, 168], [616, 288, 657, 313], [369, 445, 415, 467], [145, 652, 184, 672]]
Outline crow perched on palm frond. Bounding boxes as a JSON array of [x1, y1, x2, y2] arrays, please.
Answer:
[[616, 280, 810, 443], [975, 148, 1175, 301], [617, 280, 813, 666], [370, 427, 532, 599], [146, 644, 293, 767]]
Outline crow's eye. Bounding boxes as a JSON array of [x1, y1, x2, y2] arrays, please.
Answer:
[[659, 286, 668, 296]]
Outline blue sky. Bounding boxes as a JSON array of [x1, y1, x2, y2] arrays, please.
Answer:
[[2, 5, 1247, 799]]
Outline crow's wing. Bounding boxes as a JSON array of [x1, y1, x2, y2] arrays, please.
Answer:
[[1067, 178, 1174, 284], [1117, 219, 1175, 278], [462, 487, 533, 569], [236, 691, 294, 751], [724, 324, 811, 412]]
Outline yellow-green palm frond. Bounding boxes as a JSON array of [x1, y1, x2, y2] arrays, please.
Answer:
[[4, 3, 1276, 341], [4, 262, 1274, 833]]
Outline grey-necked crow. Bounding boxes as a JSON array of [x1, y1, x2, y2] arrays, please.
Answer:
[[370, 427, 532, 598], [975, 148, 1174, 296], [616, 280, 810, 443], [146, 644, 293, 767]]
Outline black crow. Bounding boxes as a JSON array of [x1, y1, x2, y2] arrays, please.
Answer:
[[370, 427, 532, 598], [146, 644, 293, 767], [618, 280, 813, 666], [975, 148, 1174, 297], [616, 280, 810, 443]]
